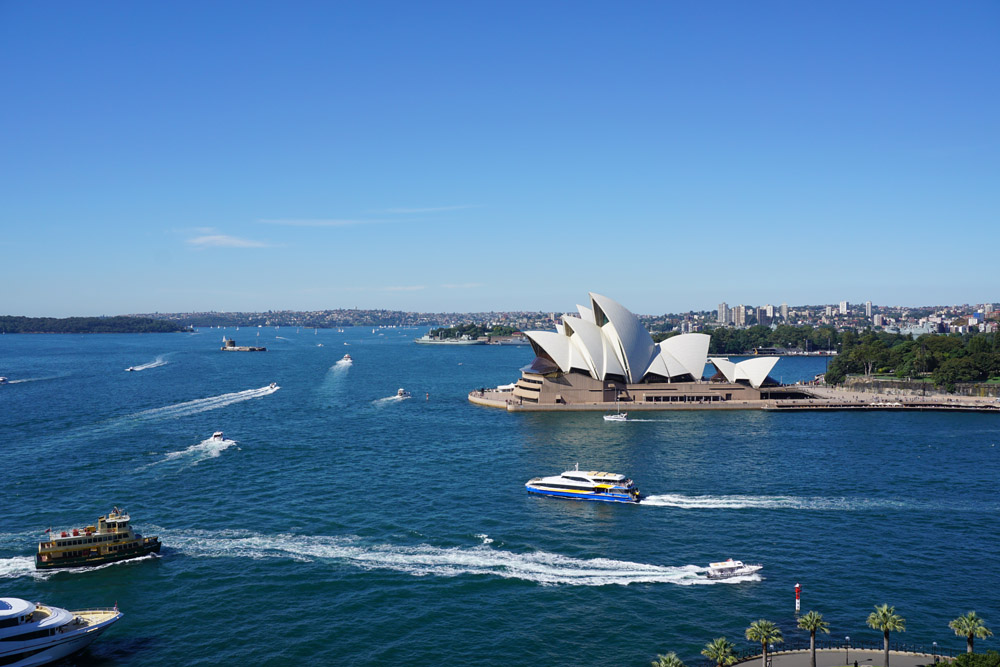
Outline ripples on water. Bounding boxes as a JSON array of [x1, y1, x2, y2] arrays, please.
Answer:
[[0, 330, 997, 665]]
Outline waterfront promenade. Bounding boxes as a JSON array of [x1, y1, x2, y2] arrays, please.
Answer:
[[734, 648, 946, 667], [468, 384, 1000, 413]]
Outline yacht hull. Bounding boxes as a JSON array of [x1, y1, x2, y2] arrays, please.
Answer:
[[0, 611, 120, 667]]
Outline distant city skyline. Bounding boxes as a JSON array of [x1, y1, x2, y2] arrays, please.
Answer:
[[2, 2, 998, 317]]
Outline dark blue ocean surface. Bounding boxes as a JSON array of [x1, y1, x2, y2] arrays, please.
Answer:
[[1, 329, 998, 666]]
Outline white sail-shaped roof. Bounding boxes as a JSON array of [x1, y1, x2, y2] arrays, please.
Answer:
[[524, 293, 713, 385], [590, 293, 656, 383], [661, 333, 711, 379], [708, 356, 778, 388]]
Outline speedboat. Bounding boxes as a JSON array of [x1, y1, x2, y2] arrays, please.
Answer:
[[705, 558, 763, 579], [526, 464, 640, 503], [35, 508, 161, 570], [341, 354, 352, 362], [396, 388, 412, 399], [269, 382, 277, 389], [603, 412, 627, 422], [0, 377, 8, 385], [0, 597, 122, 666], [125, 367, 136, 372], [211, 431, 225, 441]]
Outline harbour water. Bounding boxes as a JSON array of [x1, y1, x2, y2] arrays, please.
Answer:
[[1, 329, 998, 665]]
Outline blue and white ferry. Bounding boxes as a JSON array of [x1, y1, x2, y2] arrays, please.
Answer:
[[525, 465, 640, 503]]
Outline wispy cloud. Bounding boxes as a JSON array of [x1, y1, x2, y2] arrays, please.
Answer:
[[380, 205, 480, 214], [381, 285, 426, 292], [441, 282, 484, 289], [258, 218, 381, 227], [186, 234, 271, 249]]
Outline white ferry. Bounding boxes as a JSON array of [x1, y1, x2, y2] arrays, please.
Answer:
[[525, 465, 640, 503], [35, 508, 161, 570], [0, 597, 121, 666], [705, 558, 762, 579]]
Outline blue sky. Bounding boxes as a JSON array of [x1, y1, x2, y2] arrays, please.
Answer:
[[1, 2, 997, 316]]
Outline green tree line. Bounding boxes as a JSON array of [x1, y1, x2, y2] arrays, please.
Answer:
[[429, 323, 520, 339], [825, 331, 1000, 389], [0, 316, 189, 334]]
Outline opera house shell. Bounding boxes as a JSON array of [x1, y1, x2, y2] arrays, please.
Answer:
[[505, 293, 779, 408]]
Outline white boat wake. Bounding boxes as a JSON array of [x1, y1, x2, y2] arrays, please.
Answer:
[[0, 553, 159, 580], [161, 530, 744, 586], [127, 355, 168, 372], [641, 494, 908, 510], [372, 394, 409, 406], [128, 385, 279, 421], [141, 436, 240, 469]]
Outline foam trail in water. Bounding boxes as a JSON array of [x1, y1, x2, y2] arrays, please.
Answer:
[[162, 530, 738, 586], [6, 376, 60, 384], [641, 494, 907, 510], [142, 436, 240, 469], [373, 393, 409, 406], [0, 557, 42, 580], [128, 385, 279, 421], [129, 355, 168, 371]]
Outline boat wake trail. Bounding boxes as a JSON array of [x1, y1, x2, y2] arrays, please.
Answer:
[[128, 355, 168, 372], [372, 394, 408, 406], [162, 530, 741, 586], [141, 437, 240, 470], [641, 494, 908, 510], [0, 556, 41, 580], [6, 376, 61, 384], [128, 385, 279, 421]]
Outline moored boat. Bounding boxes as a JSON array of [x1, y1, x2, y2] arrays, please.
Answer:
[[0, 597, 122, 667], [35, 508, 161, 570], [525, 465, 640, 503], [704, 558, 762, 579]]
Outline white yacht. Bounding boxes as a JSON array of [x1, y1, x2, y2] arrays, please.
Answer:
[[526, 465, 640, 503], [125, 367, 135, 372], [603, 412, 627, 422], [396, 388, 412, 399], [211, 431, 225, 441], [705, 558, 763, 579], [0, 597, 121, 666], [0, 377, 8, 385], [341, 354, 352, 362]]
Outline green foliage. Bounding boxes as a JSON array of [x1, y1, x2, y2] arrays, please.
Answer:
[[428, 323, 518, 339], [701, 638, 737, 667], [798, 611, 830, 635], [746, 619, 783, 648], [950, 612, 994, 653], [867, 604, 906, 634], [0, 316, 188, 334], [823, 331, 999, 387], [651, 651, 687, 667], [953, 651, 1000, 667]]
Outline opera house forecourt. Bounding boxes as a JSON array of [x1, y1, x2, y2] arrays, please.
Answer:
[[469, 292, 801, 412]]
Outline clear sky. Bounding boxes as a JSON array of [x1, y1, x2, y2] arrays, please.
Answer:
[[1, 2, 997, 317]]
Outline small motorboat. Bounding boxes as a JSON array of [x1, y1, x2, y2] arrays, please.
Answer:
[[396, 388, 412, 399], [125, 367, 136, 372], [269, 382, 278, 389], [0, 377, 8, 385], [705, 558, 763, 580], [211, 431, 225, 441], [603, 412, 627, 422], [342, 354, 352, 362]]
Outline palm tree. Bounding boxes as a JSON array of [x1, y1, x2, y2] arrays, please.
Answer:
[[949, 611, 993, 653], [702, 637, 738, 667], [746, 619, 783, 667], [652, 651, 687, 667], [797, 611, 831, 667], [866, 604, 906, 667]]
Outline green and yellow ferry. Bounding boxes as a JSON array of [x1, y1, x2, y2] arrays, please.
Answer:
[[35, 508, 161, 570]]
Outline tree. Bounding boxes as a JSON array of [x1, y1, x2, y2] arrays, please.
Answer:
[[702, 637, 737, 667], [866, 604, 906, 667], [797, 611, 831, 667], [652, 651, 687, 667], [950, 612, 993, 654], [746, 619, 783, 667]]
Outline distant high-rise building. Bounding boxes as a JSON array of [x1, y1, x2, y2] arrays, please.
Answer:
[[865, 301, 873, 318], [780, 303, 788, 320], [873, 314, 885, 327], [718, 302, 729, 324], [735, 305, 747, 327], [765, 304, 775, 319], [825, 305, 833, 317], [985, 303, 994, 316], [839, 301, 849, 315]]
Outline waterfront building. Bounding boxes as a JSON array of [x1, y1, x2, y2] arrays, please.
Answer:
[[481, 293, 780, 410]]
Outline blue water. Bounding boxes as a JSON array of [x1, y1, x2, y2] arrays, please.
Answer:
[[1, 329, 998, 666]]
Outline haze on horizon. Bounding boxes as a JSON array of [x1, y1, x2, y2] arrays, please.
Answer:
[[1, 2, 997, 318]]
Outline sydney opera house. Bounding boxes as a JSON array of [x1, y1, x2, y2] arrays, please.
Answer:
[[470, 292, 784, 411]]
